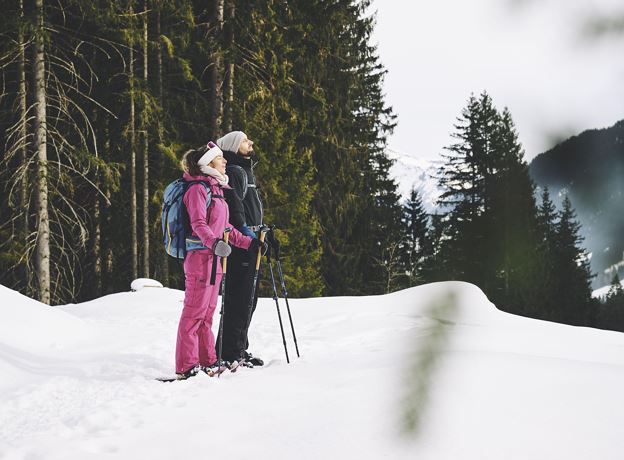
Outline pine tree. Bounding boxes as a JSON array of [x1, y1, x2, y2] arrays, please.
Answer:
[[534, 187, 559, 319], [127, 1, 139, 281], [487, 107, 540, 315], [606, 273, 624, 329], [597, 274, 624, 332], [552, 195, 594, 325], [403, 187, 429, 286], [222, 0, 235, 132], [606, 273, 624, 301], [420, 212, 445, 283], [33, 0, 51, 304], [232, 0, 323, 296], [0, 25, 33, 286], [282, 0, 398, 295], [435, 92, 543, 316], [140, 0, 151, 278], [207, 0, 224, 138], [1, 0, 123, 303], [0, 0, 400, 302], [436, 93, 499, 287]]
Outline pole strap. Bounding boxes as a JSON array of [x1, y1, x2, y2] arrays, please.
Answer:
[[210, 252, 218, 285], [210, 228, 232, 285]]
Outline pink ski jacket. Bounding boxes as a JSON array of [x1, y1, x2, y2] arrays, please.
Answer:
[[182, 172, 252, 253]]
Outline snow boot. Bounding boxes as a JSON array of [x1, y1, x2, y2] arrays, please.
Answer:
[[201, 363, 224, 377], [242, 351, 264, 367], [176, 365, 200, 380]]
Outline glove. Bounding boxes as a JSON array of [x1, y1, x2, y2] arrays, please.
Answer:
[[266, 229, 281, 259], [239, 224, 256, 238], [212, 239, 232, 257], [249, 237, 268, 255]]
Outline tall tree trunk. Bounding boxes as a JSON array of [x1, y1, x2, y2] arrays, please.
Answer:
[[101, 118, 112, 294], [223, 0, 234, 132], [92, 106, 102, 297], [34, 0, 50, 304], [129, 2, 138, 280], [156, 3, 169, 285], [142, 0, 150, 277], [209, 0, 224, 137], [18, 0, 31, 291], [93, 169, 102, 296]]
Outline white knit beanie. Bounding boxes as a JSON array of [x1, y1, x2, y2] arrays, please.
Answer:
[[216, 131, 246, 153], [197, 141, 224, 170]]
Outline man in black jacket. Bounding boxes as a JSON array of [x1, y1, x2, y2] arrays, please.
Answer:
[[216, 131, 268, 367]]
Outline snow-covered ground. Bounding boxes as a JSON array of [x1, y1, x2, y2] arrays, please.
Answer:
[[2, 281, 624, 460]]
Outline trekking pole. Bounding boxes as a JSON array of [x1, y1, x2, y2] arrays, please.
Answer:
[[275, 256, 301, 358], [242, 227, 269, 361], [216, 228, 231, 378], [266, 246, 290, 363]]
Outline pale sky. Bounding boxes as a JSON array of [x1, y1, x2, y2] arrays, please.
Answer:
[[371, 0, 624, 161]]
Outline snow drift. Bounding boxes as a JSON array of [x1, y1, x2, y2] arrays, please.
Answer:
[[1, 281, 623, 460]]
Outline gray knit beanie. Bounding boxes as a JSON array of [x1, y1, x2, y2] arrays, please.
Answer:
[[216, 131, 246, 154]]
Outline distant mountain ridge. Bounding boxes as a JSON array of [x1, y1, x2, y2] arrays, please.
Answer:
[[386, 149, 443, 213], [529, 120, 624, 287], [387, 126, 623, 289]]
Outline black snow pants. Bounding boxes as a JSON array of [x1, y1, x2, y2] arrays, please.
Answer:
[[217, 245, 261, 362]]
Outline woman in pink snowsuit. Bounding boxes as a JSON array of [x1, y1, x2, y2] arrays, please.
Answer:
[[175, 143, 256, 379]]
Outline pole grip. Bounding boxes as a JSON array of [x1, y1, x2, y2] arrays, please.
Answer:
[[222, 228, 231, 274], [255, 229, 268, 270]]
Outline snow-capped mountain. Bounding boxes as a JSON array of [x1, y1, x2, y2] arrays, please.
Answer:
[[387, 148, 443, 214]]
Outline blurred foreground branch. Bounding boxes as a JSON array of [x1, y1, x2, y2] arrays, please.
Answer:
[[401, 290, 458, 435]]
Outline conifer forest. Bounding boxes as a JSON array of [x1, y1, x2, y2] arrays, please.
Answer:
[[0, 0, 619, 331]]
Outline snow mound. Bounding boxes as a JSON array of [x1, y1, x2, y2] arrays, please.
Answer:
[[2, 281, 624, 460], [0, 284, 91, 353], [387, 281, 500, 325], [131, 278, 164, 291]]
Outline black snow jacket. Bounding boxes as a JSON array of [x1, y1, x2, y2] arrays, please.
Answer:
[[223, 150, 263, 234]]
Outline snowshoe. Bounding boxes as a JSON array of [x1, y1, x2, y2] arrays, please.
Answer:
[[157, 365, 200, 382], [177, 365, 200, 380], [242, 351, 264, 367], [204, 360, 240, 376], [201, 363, 224, 377], [225, 360, 240, 373]]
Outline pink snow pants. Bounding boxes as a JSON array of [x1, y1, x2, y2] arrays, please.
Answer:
[[175, 250, 222, 374]]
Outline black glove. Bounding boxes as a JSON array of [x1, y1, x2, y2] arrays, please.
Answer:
[[212, 239, 232, 257], [266, 229, 281, 259], [249, 237, 268, 255]]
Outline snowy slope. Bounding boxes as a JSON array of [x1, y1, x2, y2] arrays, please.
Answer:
[[1, 282, 624, 460], [592, 278, 624, 300]]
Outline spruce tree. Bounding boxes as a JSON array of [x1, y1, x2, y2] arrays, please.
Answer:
[[487, 107, 540, 315], [600, 274, 624, 332], [534, 187, 559, 319], [420, 212, 445, 283], [231, 0, 323, 296], [403, 187, 430, 286], [0, 0, 400, 302], [436, 92, 543, 316], [436, 93, 499, 287], [283, 0, 398, 295], [1, 0, 125, 303], [606, 273, 624, 302], [552, 195, 594, 325]]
